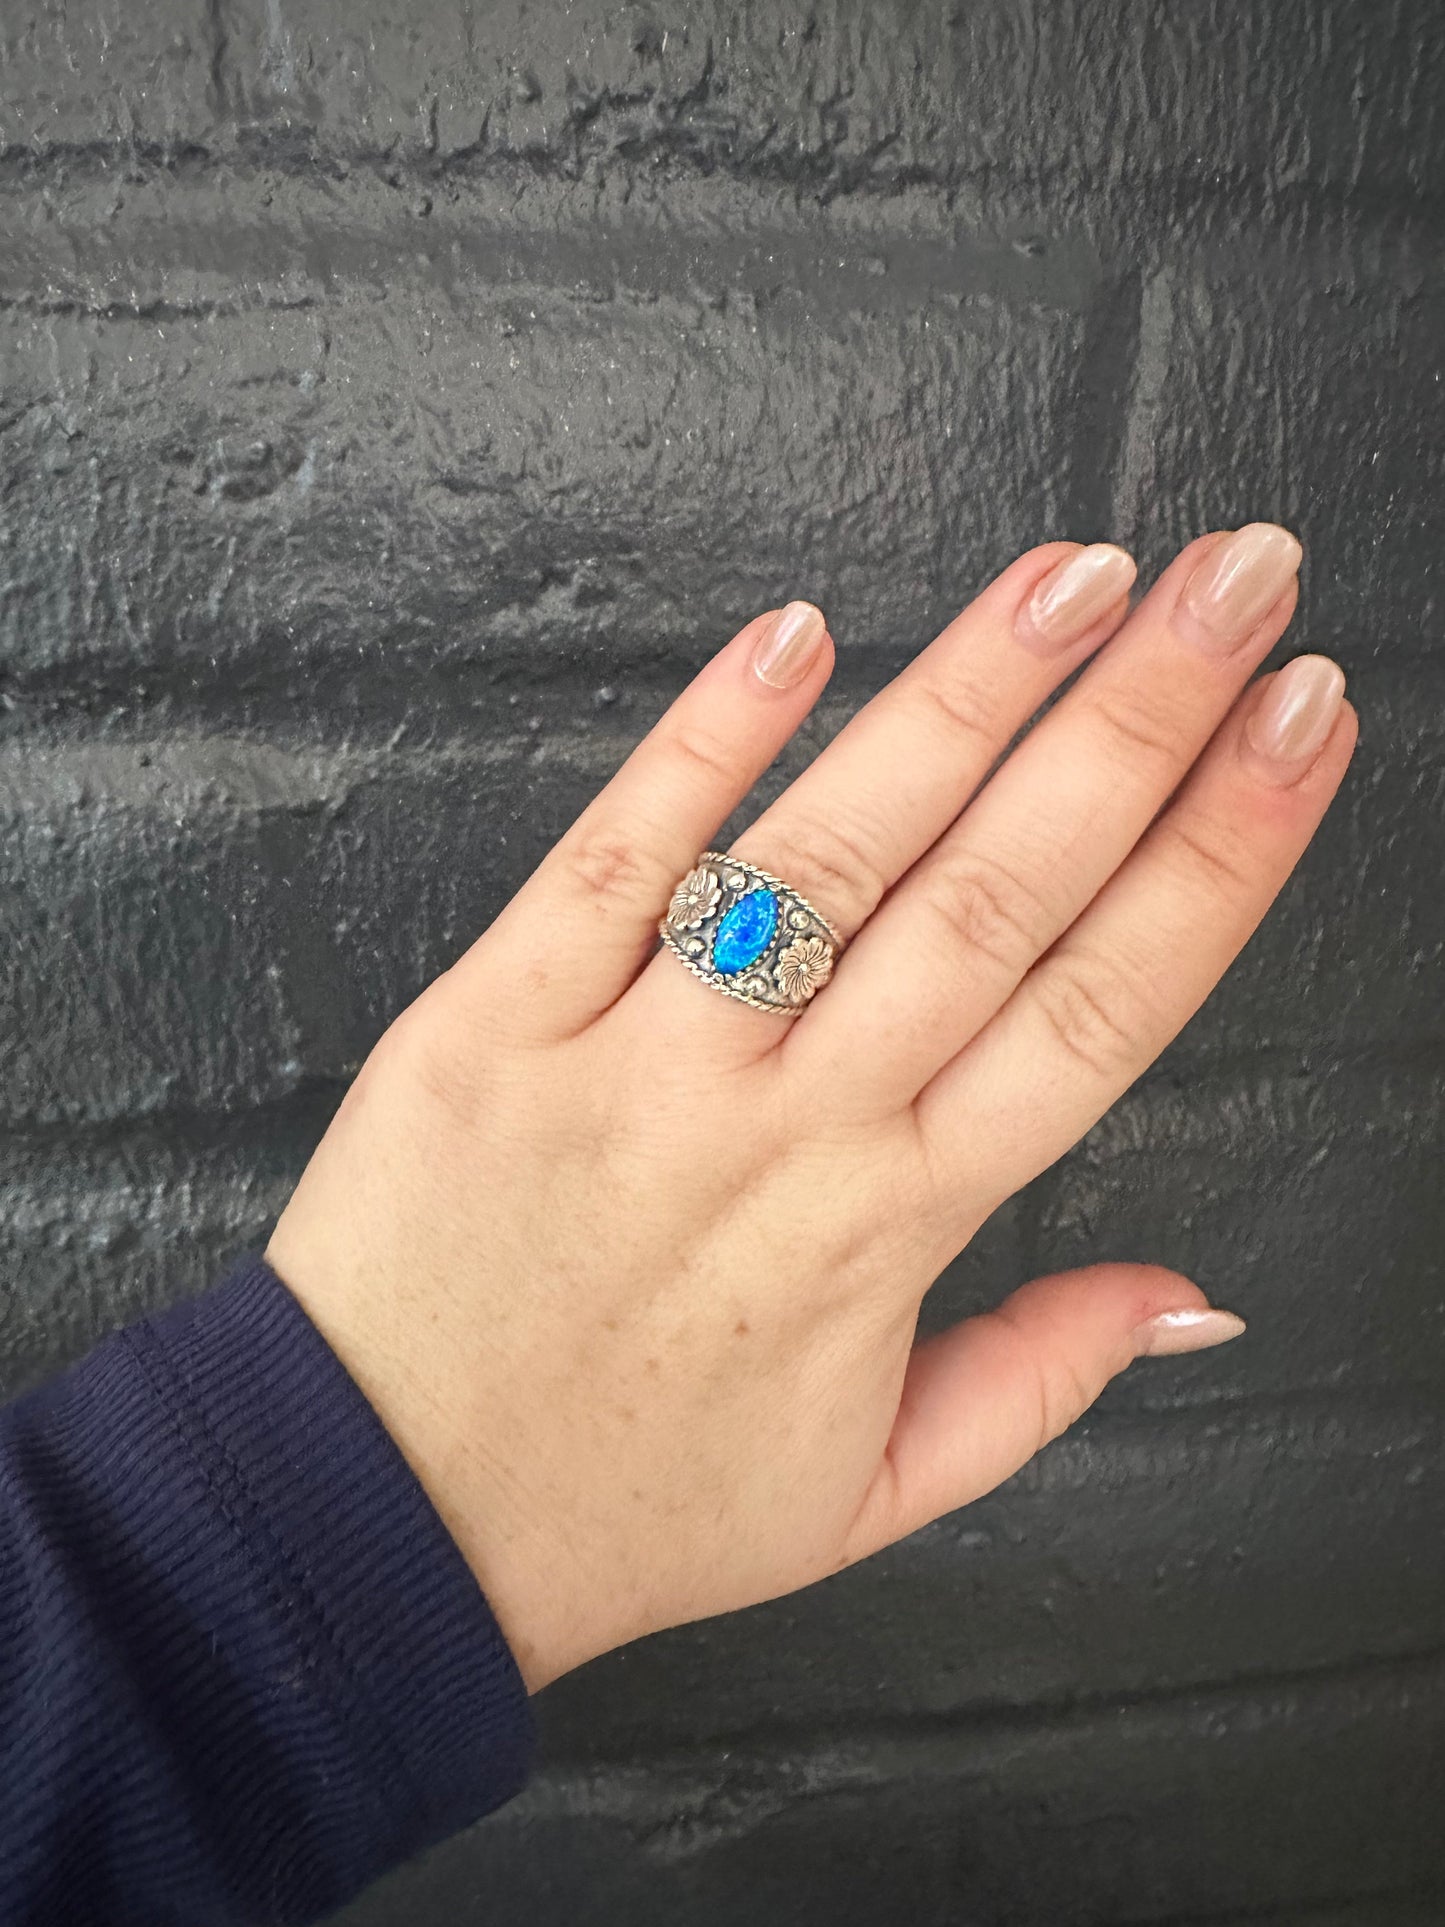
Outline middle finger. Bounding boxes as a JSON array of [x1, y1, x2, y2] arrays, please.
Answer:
[[790, 522, 1304, 1109]]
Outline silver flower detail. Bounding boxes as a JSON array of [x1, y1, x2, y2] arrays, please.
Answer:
[[668, 865, 721, 930], [775, 935, 834, 1003]]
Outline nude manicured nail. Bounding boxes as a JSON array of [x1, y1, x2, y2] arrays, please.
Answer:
[[1243, 655, 1346, 780], [1134, 1307, 1248, 1357], [1175, 523, 1302, 653], [1015, 544, 1137, 655], [753, 600, 827, 689]]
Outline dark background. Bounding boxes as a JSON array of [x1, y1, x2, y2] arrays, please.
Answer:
[[2, 2, 1443, 1922]]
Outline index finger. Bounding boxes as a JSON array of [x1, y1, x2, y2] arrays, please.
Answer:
[[920, 661, 1358, 1201]]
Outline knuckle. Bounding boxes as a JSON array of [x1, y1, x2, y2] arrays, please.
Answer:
[[559, 824, 657, 910], [985, 1305, 1102, 1455], [1157, 813, 1258, 902], [1086, 683, 1190, 774], [667, 719, 739, 790], [1031, 948, 1150, 1081], [1035, 1344, 1103, 1447], [747, 808, 888, 928], [927, 848, 1054, 976], [911, 668, 1004, 763]]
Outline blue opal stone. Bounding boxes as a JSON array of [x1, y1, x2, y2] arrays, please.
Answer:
[[712, 888, 779, 975]]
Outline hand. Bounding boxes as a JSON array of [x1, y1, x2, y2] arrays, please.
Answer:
[[266, 527, 1355, 1692]]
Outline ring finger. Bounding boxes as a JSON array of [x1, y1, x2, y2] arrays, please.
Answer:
[[622, 539, 1137, 1054]]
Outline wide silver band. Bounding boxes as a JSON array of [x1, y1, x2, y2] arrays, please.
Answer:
[[658, 851, 844, 1015]]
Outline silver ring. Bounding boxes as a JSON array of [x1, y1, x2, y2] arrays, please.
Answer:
[[658, 851, 844, 1015]]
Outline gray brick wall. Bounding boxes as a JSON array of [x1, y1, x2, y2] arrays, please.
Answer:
[[2, 3, 1442, 1920]]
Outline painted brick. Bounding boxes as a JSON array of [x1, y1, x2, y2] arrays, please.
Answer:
[[0, 215, 1094, 728], [1, 0, 1441, 1919], [1, 691, 1437, 1129], [0, 1099, 336, 1398], [0, 4, 216, 155], [334, 1659, 1445, 1927], [10, 3, 1433, 204], [529, 1386, 1445, 1756], [0, 735, 575, 1126], [1020, 1061, 1445, 1409]]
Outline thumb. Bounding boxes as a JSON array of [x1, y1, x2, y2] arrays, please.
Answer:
[[847, 1264, 1245, 1560]]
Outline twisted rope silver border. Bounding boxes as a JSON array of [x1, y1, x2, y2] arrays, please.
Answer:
[[657, 849, 845, 1016]]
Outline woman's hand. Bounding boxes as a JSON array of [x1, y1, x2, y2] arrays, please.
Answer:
[[266, 527, 1354, 1692]]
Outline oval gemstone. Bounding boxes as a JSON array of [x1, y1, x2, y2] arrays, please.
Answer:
[[712, 888, 779, 975]]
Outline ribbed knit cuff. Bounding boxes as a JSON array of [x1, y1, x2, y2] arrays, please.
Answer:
[[129, 1252, 535, 1889]]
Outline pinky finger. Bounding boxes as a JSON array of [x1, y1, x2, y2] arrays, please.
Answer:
[[919, 657, 1358, 1197], [446, 603, 834, 1041]]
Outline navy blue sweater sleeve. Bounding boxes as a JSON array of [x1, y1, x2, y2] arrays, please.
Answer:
[[0, 1253, 535, 1927]]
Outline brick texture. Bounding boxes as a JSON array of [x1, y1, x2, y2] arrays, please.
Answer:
[[1, 2, 1442, 1921]]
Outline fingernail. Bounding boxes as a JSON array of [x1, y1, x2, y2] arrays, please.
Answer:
[[1242, 655, 1346, 781], [753, 601, 827, 689], [1134, 1307, 1248, 1357], [1015, 544, 1137, 655], [1175, 523, 1302, 654]]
